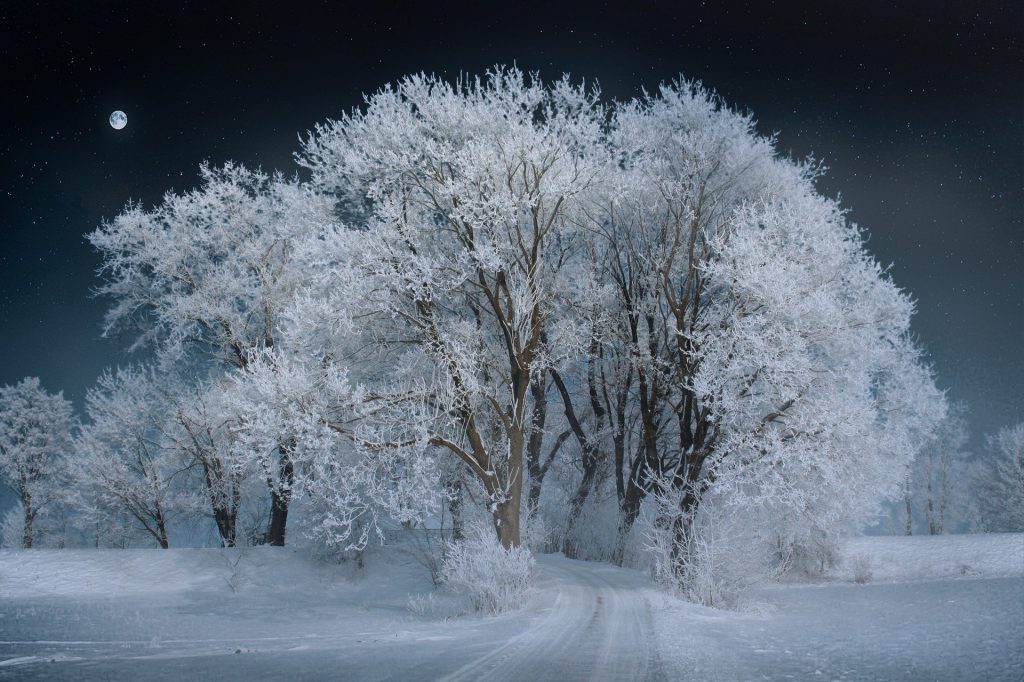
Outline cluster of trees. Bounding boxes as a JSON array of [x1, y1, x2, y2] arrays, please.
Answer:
[[1, 69, 1018, 597]]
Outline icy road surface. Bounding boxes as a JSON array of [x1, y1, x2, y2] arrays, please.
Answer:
[[1, 537, 1022, 681]]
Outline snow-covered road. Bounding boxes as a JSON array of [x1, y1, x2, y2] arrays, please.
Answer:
[[1, 543, 1022, 680], [440, 557, 665, 682], [0, 552, 665, 681]]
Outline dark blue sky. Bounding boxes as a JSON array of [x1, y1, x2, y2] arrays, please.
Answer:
[[0, 1, 1020, 450]]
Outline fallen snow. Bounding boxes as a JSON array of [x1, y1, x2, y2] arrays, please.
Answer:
[[651, 533, 1024, 681], [0, 533, 1021, 680], [830, 532, 1024, 583]]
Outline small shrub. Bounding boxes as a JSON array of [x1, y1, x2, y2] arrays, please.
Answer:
[[440, 522, 535, 615], [407, 591, 467, 620], [407, 592, 440, 618], [394, 523, 445, 586], [850, 554, 873, 584]]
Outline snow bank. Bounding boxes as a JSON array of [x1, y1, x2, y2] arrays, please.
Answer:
[[832, 533, 1024, 583]]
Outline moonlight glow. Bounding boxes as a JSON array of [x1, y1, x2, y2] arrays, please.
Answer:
[[109, 110, 127, 130]]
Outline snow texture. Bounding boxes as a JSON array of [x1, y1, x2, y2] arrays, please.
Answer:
[[1, 534, 1021, 680]]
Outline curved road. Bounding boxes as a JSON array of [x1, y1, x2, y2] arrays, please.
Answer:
[[441, 557, 666, 682], [3, 550, 1022, 680], [0, 554, 668, 681]]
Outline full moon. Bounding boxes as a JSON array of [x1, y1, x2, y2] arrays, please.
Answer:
[[109, 110, 127, 130]]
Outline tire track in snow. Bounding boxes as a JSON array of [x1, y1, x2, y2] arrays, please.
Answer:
[[442, 557, 666, 681]]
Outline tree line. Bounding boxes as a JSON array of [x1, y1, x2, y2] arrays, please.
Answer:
[[1, 70, 1019, 599]]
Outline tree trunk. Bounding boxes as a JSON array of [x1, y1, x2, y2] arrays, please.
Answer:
[[525, 374, 549, 522], [156, 510, 170, 549], [204, 463, 239, 547], [493, 496, 521, 550], [264, 449, 294, 547], [668, 482, 703, 575], [265, 489, 290, 547], [563, 458, 599, 559], [613, 450, 649, 564], [447, 477, 465, 542], [613, 488, 644, 565], [22, 493, 33, 549], [903, 489, 913, 536], [214, 506, 237, 547]]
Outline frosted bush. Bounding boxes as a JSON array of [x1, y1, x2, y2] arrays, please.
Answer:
[[673, 518, 770, 609], [850, 554, 874, 584], [644, 486, 773, 609], [441, 522, 535, 615]]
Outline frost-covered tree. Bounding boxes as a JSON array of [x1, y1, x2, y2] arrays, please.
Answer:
[[222, 344, 441, 553], [0, 377, 76, 548], [74, 366, 182, 548], [671, 190, 946, 571], [291, 69, 946, 566], [900, 403, 971, 535], [89, 163, 334, 545], [518, 79, 947, 579], [165, 380, 254, 547], [298, 69, 604, 548], [86, 68, 948, 595], [971, 423, 1024, 532]]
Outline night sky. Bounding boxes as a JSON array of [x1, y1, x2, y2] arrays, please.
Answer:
[[1, 1, 1021, 450]]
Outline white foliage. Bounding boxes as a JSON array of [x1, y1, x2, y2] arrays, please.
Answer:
[[83, 68, 949, 600], [972, 423, 1024, 532], [441, 521, 535, 614], [225, 346, 440, 551], [0, 377, 76, 548], [685, 190, 947, 570], [73, 366, 182, 548], [88, 162, 334, 368]]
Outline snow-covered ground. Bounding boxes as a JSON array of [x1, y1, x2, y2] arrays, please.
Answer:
[[0, 534, 1021, 680]]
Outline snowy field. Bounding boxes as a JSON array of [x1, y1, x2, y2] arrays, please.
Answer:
[[0, 534, 1021, 681]]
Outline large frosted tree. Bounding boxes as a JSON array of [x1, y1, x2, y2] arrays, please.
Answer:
[[290, 69, 945, 562], [297, 70, 605, 548]]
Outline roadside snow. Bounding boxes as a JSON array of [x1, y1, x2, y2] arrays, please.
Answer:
[[0, 547, 357, 599], [0, 533, 1021, 680], [830, 532, 1024, 583], [0, 548, 662, 681], [651, 533, 1024, 681]]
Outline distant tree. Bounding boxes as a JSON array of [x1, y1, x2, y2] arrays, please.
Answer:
[[88, 163, 334, 546], [0, 377, 76, 548], [73, 366, 182, 549], [901, 403, 971, 535], [971, 423, 1024, 532]]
